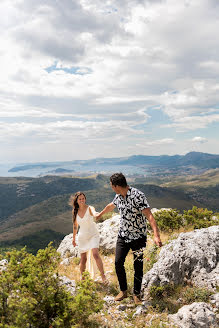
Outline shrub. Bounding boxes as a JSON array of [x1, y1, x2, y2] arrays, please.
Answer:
[[144, 244, 160, 273], [0, 244, 102, 328], [72, 271, 103, 326], [182, 286, 212, 303], [149, 284, 179, 313], [183, 206, 217, 229], [153, 209, 183, 232]]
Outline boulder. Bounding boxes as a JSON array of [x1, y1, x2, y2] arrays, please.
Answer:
[[57, 234, 79, 258], [169, 302, 217, 328], [142, 226, 219, 296], [98, 214, 120, 252]]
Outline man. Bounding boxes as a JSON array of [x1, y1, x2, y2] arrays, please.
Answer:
[[96, 172, 162, 305]]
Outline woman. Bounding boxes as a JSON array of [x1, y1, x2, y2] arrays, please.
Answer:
[[69, 191, 108, 284]]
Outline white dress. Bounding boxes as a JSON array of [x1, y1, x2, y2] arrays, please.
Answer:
[[77, 206, 100, 278]]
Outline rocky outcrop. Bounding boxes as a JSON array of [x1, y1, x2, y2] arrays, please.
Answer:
[[169, 302, 217, 328], [98, 215, 120, 252], [57, 214, 120, 258], [57, 234, 79, 258], [142, 225, 219, 295]]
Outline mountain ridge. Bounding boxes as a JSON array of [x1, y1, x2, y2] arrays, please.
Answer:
[[8, 152, 219, 173]]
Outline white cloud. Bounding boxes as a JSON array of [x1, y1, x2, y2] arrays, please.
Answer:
[[164, 113, 219, 131], [192, 137, 207, 144], [0, 0, 219, 161]]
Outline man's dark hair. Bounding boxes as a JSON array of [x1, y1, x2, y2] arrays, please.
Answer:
[[110, 173, 127, 187]]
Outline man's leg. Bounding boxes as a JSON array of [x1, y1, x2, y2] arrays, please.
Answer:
[[131, 236, 147, 296], [115, 237, 130, 292]]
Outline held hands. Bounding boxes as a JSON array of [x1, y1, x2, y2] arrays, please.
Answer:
[[94, 212, 101, 220]]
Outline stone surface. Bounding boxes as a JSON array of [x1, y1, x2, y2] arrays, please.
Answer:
[[169, 302, 217, 328], [210, 293, 219, 310], [58, 275, 76, 295], [57, 234, 80, 258], [142, 225, 219, 296], [98, 214, 120, 252], [133, 305, 147, 317], [116, 304, 127, 311], [103, 295, 115, 305]]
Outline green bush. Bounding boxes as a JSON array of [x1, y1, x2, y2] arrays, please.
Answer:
[[149, 284, 178, 313], [183, 206, 217, 229], [182, 286, 212, 303], [0, 244, 102, 327], [72, 271, 103, 326], [153, 209, 183, 232], [144, 244, 160, 273]]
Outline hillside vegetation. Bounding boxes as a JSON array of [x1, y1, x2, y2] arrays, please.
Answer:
[[0, 172, 219, 253]]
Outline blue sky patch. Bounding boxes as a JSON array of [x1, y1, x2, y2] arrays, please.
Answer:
[[45, 62, 92, 75]]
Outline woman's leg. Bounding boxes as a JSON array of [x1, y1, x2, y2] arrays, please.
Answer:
[[80, 252, 87, 277], [92, 248, 107, 282]]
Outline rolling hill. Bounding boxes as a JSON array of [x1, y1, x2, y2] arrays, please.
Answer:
[[0, 169, 218, 253]]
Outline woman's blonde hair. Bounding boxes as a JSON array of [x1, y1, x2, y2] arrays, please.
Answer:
[[69, 191, 86, 223]]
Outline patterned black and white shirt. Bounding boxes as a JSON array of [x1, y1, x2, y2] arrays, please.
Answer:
[[113, 187, 150, 242]]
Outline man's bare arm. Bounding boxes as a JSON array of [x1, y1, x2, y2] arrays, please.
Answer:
[[142, 208, 162, 247], [95, 202, 116, 220]]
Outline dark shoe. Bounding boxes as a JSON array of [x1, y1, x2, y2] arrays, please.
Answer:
[[114, 290, 128, 301], [133, 294, 142, 305]]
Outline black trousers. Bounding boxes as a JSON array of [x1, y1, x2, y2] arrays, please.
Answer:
[[115, 235, 147, 295]]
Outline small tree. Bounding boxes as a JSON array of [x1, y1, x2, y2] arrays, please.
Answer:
[[153, 209, 183, 232], [183, 206, 216, 229], [0, 244, 102, 327]]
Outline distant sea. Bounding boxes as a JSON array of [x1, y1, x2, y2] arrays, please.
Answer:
[[0, 163, 146, 178], [0, 164, 18, 177]]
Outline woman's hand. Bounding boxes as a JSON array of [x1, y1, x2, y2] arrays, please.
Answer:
[[72, 238, 77, 247]]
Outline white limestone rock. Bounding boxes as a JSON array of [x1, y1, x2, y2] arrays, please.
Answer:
[[97, 214, 120, 252], [59, 275, 76, 295], [169, 302, 217, 328], [57, 234, 79, 258], [210, 293, 219, 310], [142, 225, 219, 296]]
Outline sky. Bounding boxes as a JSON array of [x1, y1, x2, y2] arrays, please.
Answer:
[[1, 0, 219, 163]]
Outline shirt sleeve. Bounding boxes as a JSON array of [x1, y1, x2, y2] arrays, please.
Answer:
[[113, 194, 118, 207], [136, 191, 150, 211]]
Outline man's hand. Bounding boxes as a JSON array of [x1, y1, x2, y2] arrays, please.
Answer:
[[72, 239, 77, 247], [142, 208, 162, 247], [95, 202, 116, 220], [154, 235, 162, 247]]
